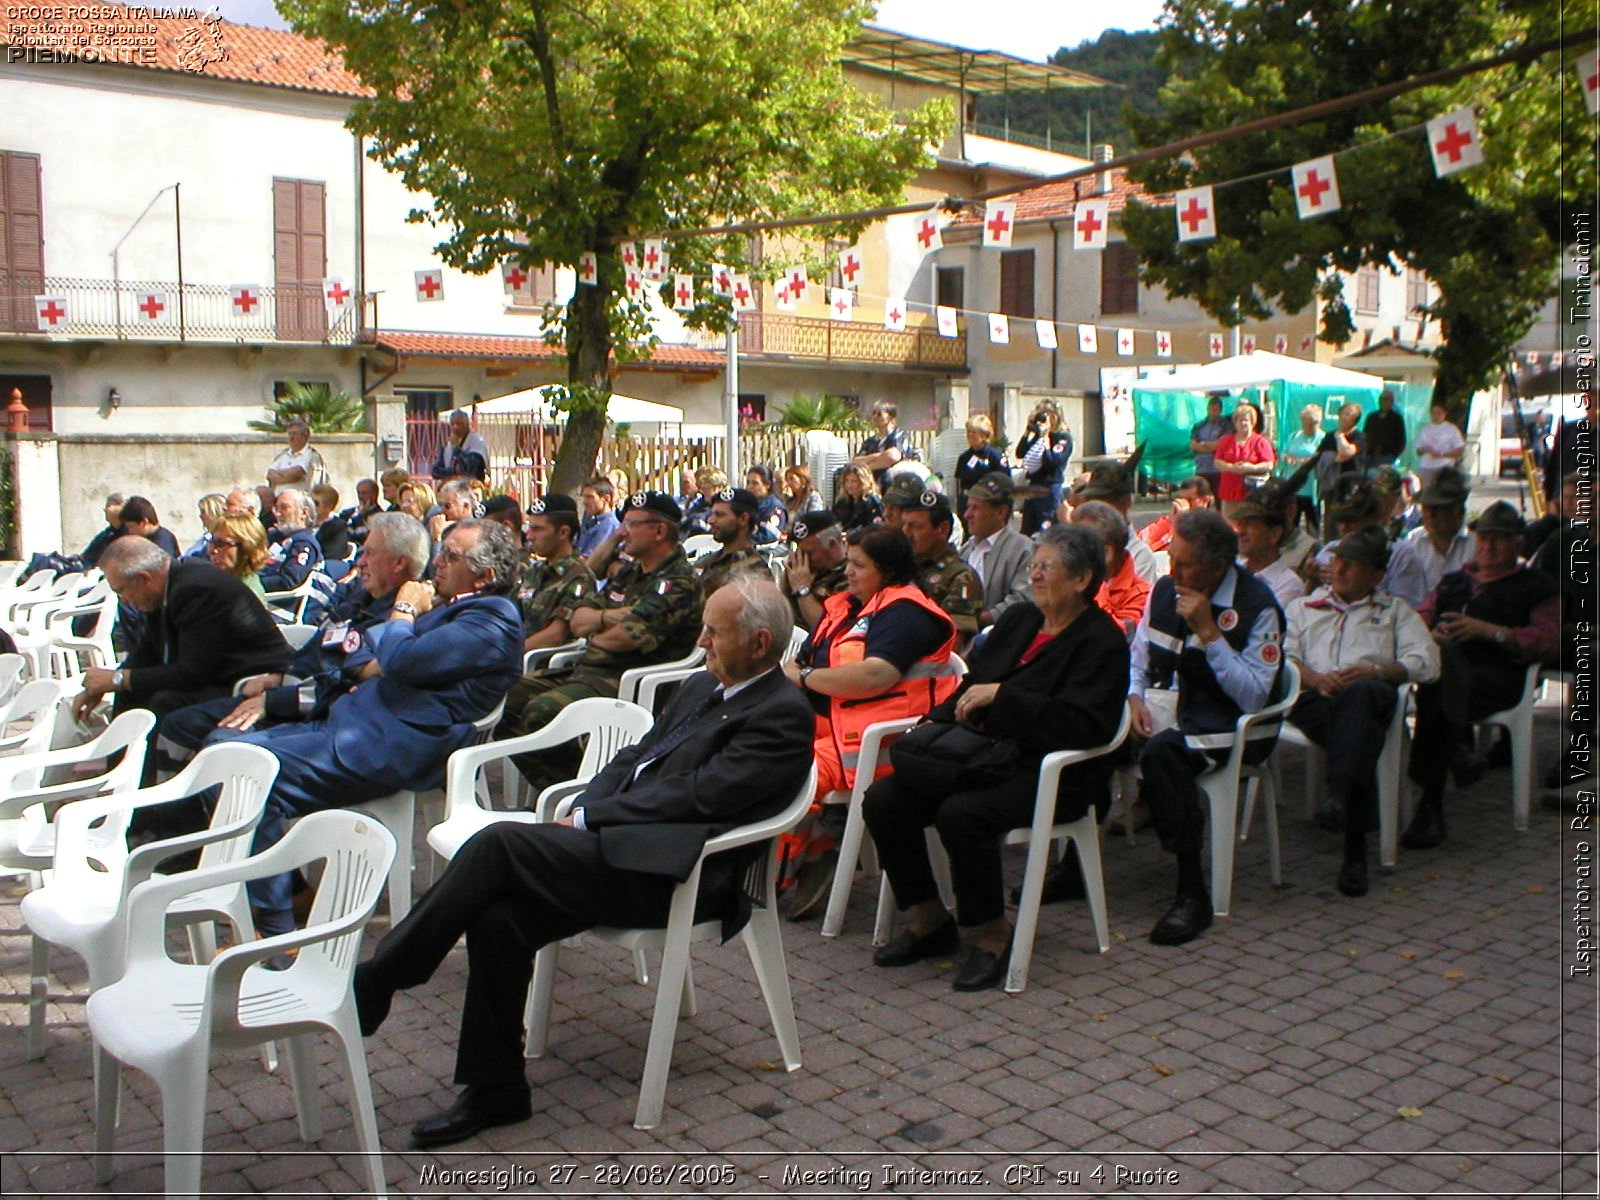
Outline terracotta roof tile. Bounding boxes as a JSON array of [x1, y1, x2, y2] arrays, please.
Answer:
[[371, 330, 723, 370], [948, 169, 1165, 231], [1, 4, 370, 98]]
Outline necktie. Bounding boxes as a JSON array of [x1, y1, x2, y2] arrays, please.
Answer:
[[629, 686, 723, 781]]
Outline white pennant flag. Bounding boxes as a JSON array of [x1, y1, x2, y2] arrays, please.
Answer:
[[322, 277, 353, 312], [786, 265, 808, 302], [1035, 320, 1058, 350], [1208, 332, 1225, 358], [229, 284, 262, 317], [828, 287, 854, 321], [34, 295, 68, 331], [576, 252, 598, 286], [1242, 334, 1257, 353], [1077, 324, 1098, 353], [1426, 107, 1484, 176], [622, 265, 644, 303], [1116, 328, 1135, 356], [935, 306, 959, 338], [1174, 186, 1216, 242], [641, 239, 667, 279], [988, 313, 1010, 344], [1580, 50, 1600, 116], [711, 263, 733, 298], [1273, 334, 1289, 354], [1155, 330, 1172, 358], [501, 261, 529, 293], [884, 298, 907, 332], [731, 274, 755, 311], [775, 280, 796, 312], [913, 207, 944, 255], [1073, 199, 1110, 250], [671, 274, 695, 312], [134, 290, 169, 322], [836, 245, 864, 290], [982, 200, 1016, 248], [1291, 156, 1341, 219], [620, 242, 639, 271], [414, 268, 444, 302]]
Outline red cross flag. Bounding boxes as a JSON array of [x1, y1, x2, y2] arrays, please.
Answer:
[[34, 295, 67, 331], [731, 274, 755, 311], [1552, 351, 1565, 368], [982, 200, 1016, 248], [1273, 334, 1289, 354], [1426, 106, 1484, 177], [135, 290, 168, 322], [623, 265, 643, 301], [837, 246, 864, 289], [988, 313, 1010, 344], [620, 243, 639, 270], [1524, 350, 1542, 367], [323, 277, 353, 311], [1242, 334, 1257, 353], [641, 239, 666, 279], [775, 280, 796, 312], [1035, 320, 1058, 351], [1077, 324, 1098, 354], [1155, 330, 1172, 358], [914, 207, 944, 255], [1208, 332, 1225, 358], [229, 285, 261, 316], [711, 264, 733, 299], [501, 261, 529, 293], [884, 298, 907, 332], [935, 305, 959, 338], [1174, 186, 1216, 242], [1300, 335, 1315, 352], [1116, 328, 1135, 356], [787, 266, 808, 302], [1291, 156, 1341, 219], [415, 269, 444, 302], [1073, 199, 1109, 250], [577, 252, 598, 286], [1580, 50, 1600, 116], [672, 274, 694, 312], [827, 287, 853, 321]]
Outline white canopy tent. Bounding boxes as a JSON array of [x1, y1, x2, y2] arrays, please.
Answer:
[[462, 386, 684, 426], [1134, 349, 1386, 393]]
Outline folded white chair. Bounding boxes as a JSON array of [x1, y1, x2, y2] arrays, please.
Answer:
[[87, 809, 394, 1200]]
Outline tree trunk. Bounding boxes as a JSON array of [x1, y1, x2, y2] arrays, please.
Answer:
[[546, 272, 614, 496]]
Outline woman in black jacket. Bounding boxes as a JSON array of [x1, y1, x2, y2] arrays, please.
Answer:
[[862, 523, 1129, 991], [1014, 403, 1073, 535]]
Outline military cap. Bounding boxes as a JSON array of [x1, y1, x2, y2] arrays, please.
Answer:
[[965, 472, 1014, 504], [788, 510, 839, 542], [1469, 499, 1526, 535], [1366, 464, 1404, 496], [1078, 443, 1145, 500], [1325, 476, 1383, 524], [1416, 467, 1470, 507], [1330, 524, 1392, 570], [620, 490, 682, 523], [1229, 481, 1290, 525], [882, 475, 926, 508], [711, 486, 759, 514], [526, 493, 577, 516], [483, 494, 524, 519], [896, 486, 954, 521]]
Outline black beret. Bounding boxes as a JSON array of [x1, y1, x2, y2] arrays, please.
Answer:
[[713, 486, 759, 514], [621, 490, 683, 523], [788, 509, 839, 542], [526, 493, 577, 516]]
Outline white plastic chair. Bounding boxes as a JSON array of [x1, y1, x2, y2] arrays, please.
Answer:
[[0, 560, 26, 589], [0, 569, 58, 625], [1006, 703, 1132, 992], [279, 623, 320, 651], [1474, 662, 1543, 832], [526, 763, 817, 1130], [262, 575, 317, 623], [21, 744, 279, 1061], [1198, 664, 1301, 917], [350, 699, 506, 921], [617, 646, 708, 707], [681, 533, 717, 559], [431, 698, 654, 866], [523, 638, 585, 675], [87, 810, 395, 1200], [0, 652, 26, 706]]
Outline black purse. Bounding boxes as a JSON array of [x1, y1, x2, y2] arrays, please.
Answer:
[[888, 720, 1019, 795]]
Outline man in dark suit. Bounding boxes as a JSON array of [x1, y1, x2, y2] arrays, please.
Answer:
[[236, 519, 524, 936], [354, 575, 814, 1148]]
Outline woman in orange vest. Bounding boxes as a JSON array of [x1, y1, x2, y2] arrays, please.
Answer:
[[779, 526, 958, 919]]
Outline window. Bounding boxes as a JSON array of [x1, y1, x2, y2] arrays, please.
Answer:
[[737, 394, 767, 423], [508, 263, 558, 309], [1100, 242, 1139, 315], [0, 151, 44, 334], [0, 373, 51, 431], [272, 178, 328, 341], [1406, 267, 1429, 314], [935, 266, 964, 312], [998, 250, 1035, 318], [1355, 265, 1381, 314]]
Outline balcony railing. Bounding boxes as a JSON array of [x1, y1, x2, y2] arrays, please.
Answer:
[[731, 311, 965, 371], [0, 276, 363, 344]]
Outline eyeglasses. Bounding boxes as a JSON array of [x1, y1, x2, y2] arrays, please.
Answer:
[[1029, 557, 1066, 575], [209, 539, 240, 550], [435, 547, 470, 565]]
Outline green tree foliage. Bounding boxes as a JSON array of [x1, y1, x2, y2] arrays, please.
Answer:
[[248, 383, 366, 433], [975, 29, 1167, 157], [279, 0, 949, 493], [774, 393, 870, 431], [1120, 0, 1593, 406]]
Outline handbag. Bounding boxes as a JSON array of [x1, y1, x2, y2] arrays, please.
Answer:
[[888, 719, 1019, 795]]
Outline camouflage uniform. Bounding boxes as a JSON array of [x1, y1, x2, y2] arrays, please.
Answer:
[[497, 546, 704, 792], [693, 545, 768, 596], [810, 559, 848, 602], [916, 546, 982, 628], [516, 551, 597, 639]]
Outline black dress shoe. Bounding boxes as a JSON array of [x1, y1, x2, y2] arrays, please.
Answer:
[[411, 1083, 533, 1149], [1148, 893, 1213, 946], [1011, 859, 1086, 906], [952, 942, 1010, 992], [873, 918, 960, 967], [1451, 748, 1488, 788], [1313, 801, 1345, 833], [353, 962, 392, 1037], [1336, 858, 1368, 897], [1401, 806, 1447, 850]]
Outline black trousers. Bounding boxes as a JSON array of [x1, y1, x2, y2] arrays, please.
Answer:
[[1288, 681, 1397, 834], [1140, 727, 1275, 858], [1409, 644, 1524, 794], [862, 768, 1089, 927], [362, 822, 680, 1086]]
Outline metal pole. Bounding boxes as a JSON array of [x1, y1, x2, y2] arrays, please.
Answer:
[[174, 183, 186, 342], [724, 323, 740, 481]]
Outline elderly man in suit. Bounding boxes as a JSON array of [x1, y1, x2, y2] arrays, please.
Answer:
[[353, 574, 814, 1148], [236, 519, 524, 939], [960, 472, 1033, 630]]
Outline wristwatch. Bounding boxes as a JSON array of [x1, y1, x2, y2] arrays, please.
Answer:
[[798, 666, 814, 690], [393, 601, 418, 618], [111, 669, 125, 691], [793, 585, 811, 598]]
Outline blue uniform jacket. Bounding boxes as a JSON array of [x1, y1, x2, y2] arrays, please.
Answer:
[[259, 527, 325, 593]]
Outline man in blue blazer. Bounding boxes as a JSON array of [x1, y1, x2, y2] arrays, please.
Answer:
[[353, 575, 815, 1149], [238, 519, 524, 936]]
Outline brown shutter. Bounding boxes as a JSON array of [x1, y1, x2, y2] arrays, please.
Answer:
[[274, 178, 328, 340], [1100, 242, 1139, 316], [0, 152, 45, 333], [998, 250, 1035, 318]]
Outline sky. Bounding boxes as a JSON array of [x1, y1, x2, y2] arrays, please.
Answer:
[[210, 0, 1168, 53]]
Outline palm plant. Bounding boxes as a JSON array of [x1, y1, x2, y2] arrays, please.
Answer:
[[249, 383, 366, 433]]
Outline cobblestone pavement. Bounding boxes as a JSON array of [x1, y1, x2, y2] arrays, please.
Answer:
[[0, 691, 1594, 1197]]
